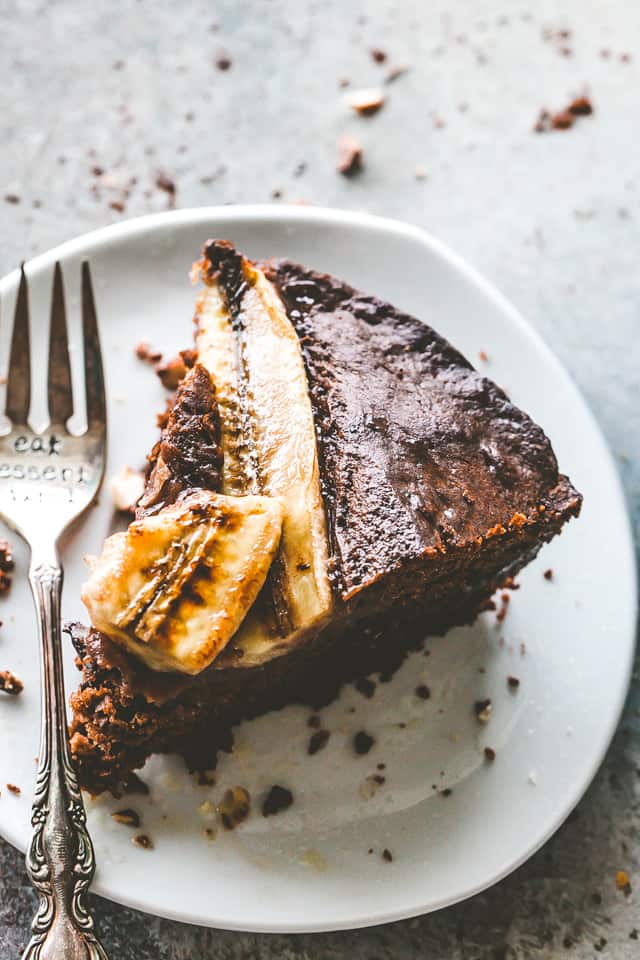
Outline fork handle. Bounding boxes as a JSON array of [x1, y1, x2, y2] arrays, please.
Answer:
[[22, 551, 108, 960]]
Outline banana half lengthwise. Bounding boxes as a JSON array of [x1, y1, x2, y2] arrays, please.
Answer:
[[194, 242, 334, 668], [81, 492, 284, 675]]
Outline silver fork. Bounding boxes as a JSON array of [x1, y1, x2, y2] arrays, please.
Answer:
[[0, 262, 108, 959]]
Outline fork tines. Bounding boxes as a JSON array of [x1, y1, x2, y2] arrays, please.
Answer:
[[4, 260, 105, 433]]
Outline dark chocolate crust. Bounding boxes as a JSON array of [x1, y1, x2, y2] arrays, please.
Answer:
[[265, 259, 578, 601], [69, 245, 582, 795]]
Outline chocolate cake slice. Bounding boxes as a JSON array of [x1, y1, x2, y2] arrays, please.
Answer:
[[69, 241, 581, 795]]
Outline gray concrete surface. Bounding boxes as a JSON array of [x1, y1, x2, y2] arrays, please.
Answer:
[[1, 0, 639, 955]]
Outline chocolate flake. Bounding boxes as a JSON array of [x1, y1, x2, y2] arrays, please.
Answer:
[[262, 785, 293, 817]]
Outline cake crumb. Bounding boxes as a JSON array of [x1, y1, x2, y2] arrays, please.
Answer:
[[135, 341, 162, 364], [507, 675, 520, 690], [543, 568, 554, 581], [370, 47, 387, 64], [568, 95, 593, 116], [111, 808, 140, 828], [353, 731, 375, 755], [496, 593, 510, 623], [204, 826, 217, 841], [474, 699, 493, 724], [337, 135, 363, 176], [346, 88, 385, 116], [382, 848, 393, 862], [415, 684, 431, 700], [262, 785, 293, 817], [215, 53, 232, 71], [156, 349, 195, 390], [6, 783, 20, 795], [307, 713, 321, 729], [132, 833, 153, 849], [308, 729, 331, 755], [484, 746, 496, 763], [218, 786, 251, 829], [0, 540, 14, 592], [359, 773, 386, 800], [478, 349, 489, 363], [0, 670, 23, 695], [441, 788, 452, 798], [155, 172, 176, 207]]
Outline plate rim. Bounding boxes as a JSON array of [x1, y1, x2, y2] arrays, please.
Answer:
[[0, 204, 636, 933]]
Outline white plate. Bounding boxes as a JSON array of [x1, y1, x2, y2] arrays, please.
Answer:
[[0, 207, 635, 933]]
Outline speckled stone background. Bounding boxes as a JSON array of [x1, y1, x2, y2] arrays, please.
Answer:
[[1, 0, 639, 956]]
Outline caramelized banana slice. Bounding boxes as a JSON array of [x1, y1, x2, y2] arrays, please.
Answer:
[[195, 243, 333, 666], [81, 491, 283, 674]]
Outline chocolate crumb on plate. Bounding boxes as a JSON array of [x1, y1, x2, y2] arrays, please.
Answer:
[[6, 783, 21, 795], [353, 731, 375, 755], [135, 341, 163, 364], [507, 675, 521, 690], [4, 194, 20, 204], [370, 47, 387, 63], [484, 746, 496, 763], [218, 786, 251, 829], [308, 729, 330, 755], [474, 699, 493, 724], [132, 833, 153, 850], [0, 670, 23, 695], [337, 135, 364, 176], [441, 788, 452, 797], [382, 848, 393, 862], [415, 684, 431, 700], [215, 53, 232, 71], [262, 785, 293, 817], [543, 568, 554, 581], [355, 676, 376, 699], [568, 95, 593, 116], [111, 808, 141, 828], [308, 713, 321, 729], [155, 350, 195, 390]]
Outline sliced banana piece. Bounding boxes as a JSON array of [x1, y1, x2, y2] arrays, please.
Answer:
[[81, 491, 283, 674], [195, 248, 333, 666]]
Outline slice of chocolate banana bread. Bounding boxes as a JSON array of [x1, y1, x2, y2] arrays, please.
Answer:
[[69, 241, 581, 795]]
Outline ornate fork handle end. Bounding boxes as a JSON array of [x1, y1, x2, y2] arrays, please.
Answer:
[[23, 557, 108, 960]]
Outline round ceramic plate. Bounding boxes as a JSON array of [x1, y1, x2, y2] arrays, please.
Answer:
[[0, 207, 635, 932]]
